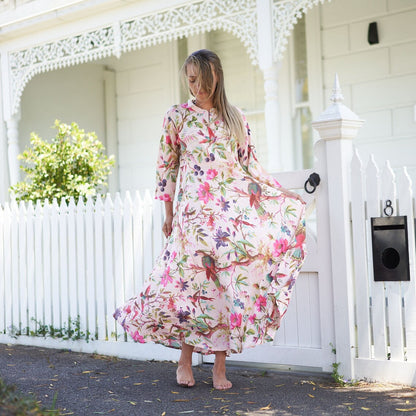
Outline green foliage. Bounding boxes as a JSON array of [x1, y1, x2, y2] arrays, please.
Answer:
[[8, 316, 95, 342], [329, 343, 359, 386], [0, 377, 59, 415], [10, 120, 114, 203]]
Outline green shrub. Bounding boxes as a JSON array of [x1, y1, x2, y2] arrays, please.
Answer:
[[10, 120, 114, 203], [0, 377, 59, 415]]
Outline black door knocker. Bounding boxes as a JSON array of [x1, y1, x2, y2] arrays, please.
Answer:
[[304, 173, 321, 194]]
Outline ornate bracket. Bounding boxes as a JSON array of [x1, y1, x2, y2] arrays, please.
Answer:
[[272, 0, 331, 61]]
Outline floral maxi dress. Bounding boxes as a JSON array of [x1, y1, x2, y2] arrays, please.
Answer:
[[114, 100, 306, 355]]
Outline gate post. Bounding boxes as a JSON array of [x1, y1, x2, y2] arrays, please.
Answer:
[[312, 75, 364, 380]]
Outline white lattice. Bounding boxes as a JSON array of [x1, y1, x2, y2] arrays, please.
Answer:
[[9, 26, 115, 115], [8, 0, 331, 115], [8, 0, 258, 115], [272, 0, 331, 61], [120, 0, 257, 57]]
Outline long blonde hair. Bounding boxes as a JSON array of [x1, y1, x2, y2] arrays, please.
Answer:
[[181, 49, 246, 145]]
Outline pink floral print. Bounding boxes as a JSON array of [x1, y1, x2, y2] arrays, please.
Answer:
[[114, 100, 306, 355]]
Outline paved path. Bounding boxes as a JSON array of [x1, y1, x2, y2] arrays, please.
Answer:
[[1, 343, 415, 415]]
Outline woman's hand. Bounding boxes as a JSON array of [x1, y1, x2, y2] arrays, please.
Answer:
[[279, 187, 306, 204], [162, 201, 174, 237], [162, 214, 173, 238]]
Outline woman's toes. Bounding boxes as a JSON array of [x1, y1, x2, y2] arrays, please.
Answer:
[[176, 364, 195, 387], [214, 379, 232, 390], [212, 369, 232, 390]]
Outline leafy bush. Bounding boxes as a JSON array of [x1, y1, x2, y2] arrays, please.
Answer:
[[0, 377, 59, 415], [10, 120, 114, 203]]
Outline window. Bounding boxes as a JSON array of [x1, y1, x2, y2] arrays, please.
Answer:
[[291, 16, 314, 169]]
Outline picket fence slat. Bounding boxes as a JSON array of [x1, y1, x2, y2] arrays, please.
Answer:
[[18, 203, 28, 333], [398, 168, 416, 361], [94, 197, 106, 341], [113, 193, 124, 338], [104, 196, 115, 340], [51, 200, 61, 329], [67, 199, 78, 322], [76, 198, 87, 335], [123, 192, 134, 301], [85, 197, 96, 338], [381, 163, 404, 361], [44, 203, 54, 328], [34, 202, 43, 326], [0, 205, 5, 332], [3, 205, 12, 334], [133, 192, 143, 293], [26, 203, 35, 334], [59, 200, 69, 329], [11, 202, 20, 332], [365, 156, 388, 360], [351, 149, 372, 359], [143, 190, 154, 280]]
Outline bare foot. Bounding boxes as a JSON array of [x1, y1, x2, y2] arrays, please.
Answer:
[[176, 363, 195, 387], [212, 363, 232, 390]]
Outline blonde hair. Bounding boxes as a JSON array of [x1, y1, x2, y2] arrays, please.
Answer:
[[181, 49, 246, 145]]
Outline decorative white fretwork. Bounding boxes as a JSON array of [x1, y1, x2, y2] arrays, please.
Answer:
[[10, 26, 115, 115], [272, 0, 331, 61], [8, 0, 257, 116], [8, 0, 331, 115], [120, 0, 257, 57]]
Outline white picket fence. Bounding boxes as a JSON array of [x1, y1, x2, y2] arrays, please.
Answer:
[[2, 76, 416, 385], [0, 191, 165, 348], [350, 151, 416, 384]]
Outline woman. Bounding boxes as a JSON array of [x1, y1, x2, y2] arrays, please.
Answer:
[[114, 49, 306, 390]]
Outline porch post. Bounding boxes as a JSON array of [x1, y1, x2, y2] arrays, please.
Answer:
[[6, 113, 21, 186], [1, 49, 21, 190], [256, 0, 281, 172], [0, 66, 9, 202], [312, 75, 364, 380]]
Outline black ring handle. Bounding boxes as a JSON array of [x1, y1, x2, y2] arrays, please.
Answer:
[[304, 173, 321, 194], [383, 200, 394, 217]]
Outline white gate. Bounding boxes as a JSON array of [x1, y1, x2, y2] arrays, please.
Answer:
[[202, 168, 335, 372]]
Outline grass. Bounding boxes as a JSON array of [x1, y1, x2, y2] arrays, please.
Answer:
[[0, 377, 60, 415]]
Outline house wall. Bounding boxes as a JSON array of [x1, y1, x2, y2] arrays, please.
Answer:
[[206, 31, 268, 166], [19, 42, 179, 196], [320, 0, 416, 177], [17, 33, 269, 197], [102, 42, 180, 194], [20, 63, 107, 158]]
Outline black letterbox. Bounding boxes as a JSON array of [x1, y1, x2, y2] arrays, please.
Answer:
[[371, 216, 410, 282]]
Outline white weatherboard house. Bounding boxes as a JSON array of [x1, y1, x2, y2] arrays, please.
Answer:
[[1, 0, 416, 387], [0, 0, 415, 200]]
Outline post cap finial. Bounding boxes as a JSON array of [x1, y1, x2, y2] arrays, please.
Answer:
[[330, 73, 344, 104], [311, 73, 365, 140]]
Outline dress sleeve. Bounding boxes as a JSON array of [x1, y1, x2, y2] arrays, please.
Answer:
[[238, 114, 281, 189], [155, 109, 181, 202]]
